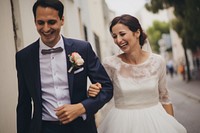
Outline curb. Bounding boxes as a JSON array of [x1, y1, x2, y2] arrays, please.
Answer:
[[171, 88, 200, 103], [167, 75, 200, 103]]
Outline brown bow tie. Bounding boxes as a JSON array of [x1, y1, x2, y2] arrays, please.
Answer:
[[41, 47, 63, 55]]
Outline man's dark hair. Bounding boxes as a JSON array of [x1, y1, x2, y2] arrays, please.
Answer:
[[32, 0, 64, 20]]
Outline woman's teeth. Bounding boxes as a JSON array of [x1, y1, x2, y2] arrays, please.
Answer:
[[120, 43, 127, 47]]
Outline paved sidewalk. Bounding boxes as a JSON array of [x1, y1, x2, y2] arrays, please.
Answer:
[[167, 74, 200, 102]]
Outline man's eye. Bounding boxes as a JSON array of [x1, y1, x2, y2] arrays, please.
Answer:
[[48, 20, 56, 25], [37, 21, 44, 25]]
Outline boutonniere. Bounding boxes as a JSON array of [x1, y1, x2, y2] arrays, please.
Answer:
[[68, 52, 84, 73]]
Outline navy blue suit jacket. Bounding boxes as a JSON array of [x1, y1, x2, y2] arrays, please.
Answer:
[[16, 37, 113, 133]]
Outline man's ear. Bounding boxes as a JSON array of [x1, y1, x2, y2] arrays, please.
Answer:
[[61, 16, 64, 25]]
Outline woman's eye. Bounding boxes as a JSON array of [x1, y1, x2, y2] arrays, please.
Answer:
[[112, 35, 117, 39], [120, 33, 125, 36]]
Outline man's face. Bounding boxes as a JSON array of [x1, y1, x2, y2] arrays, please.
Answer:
[[35, 6, 64, 47]]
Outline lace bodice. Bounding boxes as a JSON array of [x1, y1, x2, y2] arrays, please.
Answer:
[[103, 53, 170, 109]]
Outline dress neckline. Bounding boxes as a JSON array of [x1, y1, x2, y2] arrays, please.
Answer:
[[116, 52, 152, 67]]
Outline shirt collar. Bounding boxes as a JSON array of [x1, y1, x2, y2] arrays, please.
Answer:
[[39, 35, 64, 51]]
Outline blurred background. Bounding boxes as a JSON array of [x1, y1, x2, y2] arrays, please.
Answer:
[[0, 0, 199, 132]]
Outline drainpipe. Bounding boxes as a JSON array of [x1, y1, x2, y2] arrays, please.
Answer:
[[10, 0, 18, 52]]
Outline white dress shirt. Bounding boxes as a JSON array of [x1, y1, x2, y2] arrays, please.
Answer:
[[39, 37, 70, 121]]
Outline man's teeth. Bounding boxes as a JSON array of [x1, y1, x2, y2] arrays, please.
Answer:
[[120, 43, 127, 47], [43, 32, 51, 35]]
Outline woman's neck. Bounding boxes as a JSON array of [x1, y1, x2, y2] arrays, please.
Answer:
[[122, 49, 149, 65]]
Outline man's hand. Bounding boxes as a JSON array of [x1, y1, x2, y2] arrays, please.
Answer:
[[88, 82, 102, 97], [55, 103, 86, 124]]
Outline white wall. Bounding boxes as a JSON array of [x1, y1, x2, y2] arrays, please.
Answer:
[[78, 0, 96, 50], [0, 0, 114, 132], [62, 0, 83, 39], [0, 1, 18, 133], [17, 0, 39, 49]]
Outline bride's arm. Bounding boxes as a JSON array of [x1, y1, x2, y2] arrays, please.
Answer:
[[158, 56, 174, 116], [162, 103, 174, 116]]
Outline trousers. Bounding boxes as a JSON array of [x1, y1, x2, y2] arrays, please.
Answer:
[[41, 121, 72, 133]]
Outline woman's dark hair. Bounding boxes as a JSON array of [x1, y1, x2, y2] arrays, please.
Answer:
[[109, 14, 147, 47], [33, 0, 64, 20]]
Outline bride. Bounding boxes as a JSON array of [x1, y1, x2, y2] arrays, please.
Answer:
[[88, 14, 187, 133]]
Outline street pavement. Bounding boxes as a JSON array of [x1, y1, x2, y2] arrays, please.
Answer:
[[167, 74, 200, 102], [167, 74, 200, 133]]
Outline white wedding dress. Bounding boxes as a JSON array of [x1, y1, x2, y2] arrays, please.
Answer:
[[97, 53, 187, 133]]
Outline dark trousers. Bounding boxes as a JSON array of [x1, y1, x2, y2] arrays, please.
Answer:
[[41, 121, 73, 133], [41, 117, 97, 133]]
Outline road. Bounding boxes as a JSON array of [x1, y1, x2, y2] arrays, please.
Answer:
[[167, 75, 200, 133]]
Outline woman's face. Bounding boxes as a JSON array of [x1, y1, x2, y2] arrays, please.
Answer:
[[111, 23, 140, 53]]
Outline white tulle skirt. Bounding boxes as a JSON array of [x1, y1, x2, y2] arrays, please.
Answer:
[[97, 103, 187, 133]]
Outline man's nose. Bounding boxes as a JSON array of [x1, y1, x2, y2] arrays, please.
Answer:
[[43, 23, 50, 32]]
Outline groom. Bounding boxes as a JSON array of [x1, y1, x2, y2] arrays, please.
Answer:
[[15, 0, 113, 133]]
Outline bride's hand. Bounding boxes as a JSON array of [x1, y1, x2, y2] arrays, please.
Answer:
[[88, 82, 102, 97]]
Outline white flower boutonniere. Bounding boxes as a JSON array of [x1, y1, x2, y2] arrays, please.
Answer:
[[68, 52, 84, 73]]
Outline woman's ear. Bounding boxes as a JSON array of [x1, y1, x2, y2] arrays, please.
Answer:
[[135, 29, 140, 38]]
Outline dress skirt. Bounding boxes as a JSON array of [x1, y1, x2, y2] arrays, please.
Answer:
[[97, 103, 187, 133]]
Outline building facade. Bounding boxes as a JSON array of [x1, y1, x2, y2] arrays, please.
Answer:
[[0, 0, 115, 132]]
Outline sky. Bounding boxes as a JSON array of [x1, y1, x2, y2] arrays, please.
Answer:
[[105, 0, 148, 15], [105, 0, 169, 30]]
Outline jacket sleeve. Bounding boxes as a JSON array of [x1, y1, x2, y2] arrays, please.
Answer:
[[81, 43, 113, 118], [16, 52, 32, 133]]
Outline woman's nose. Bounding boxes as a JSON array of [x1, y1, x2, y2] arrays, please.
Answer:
[[116, 36, 123, 44]]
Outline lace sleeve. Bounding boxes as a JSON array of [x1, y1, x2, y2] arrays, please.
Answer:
[[102, 57, 114, 81], [158, 56, 171, 104], [95, 57, 115, 126]]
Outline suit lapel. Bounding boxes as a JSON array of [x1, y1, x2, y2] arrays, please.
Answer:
[[63, 37, 74, 99], [31, 41, 42, 101]]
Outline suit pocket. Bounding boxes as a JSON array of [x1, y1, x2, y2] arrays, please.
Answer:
[[74, 67, 84, 74]]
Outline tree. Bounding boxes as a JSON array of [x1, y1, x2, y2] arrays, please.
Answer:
[[146, 20, 170, 53], [145, 0, 200, 81], [146, 0, 200, 51]]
